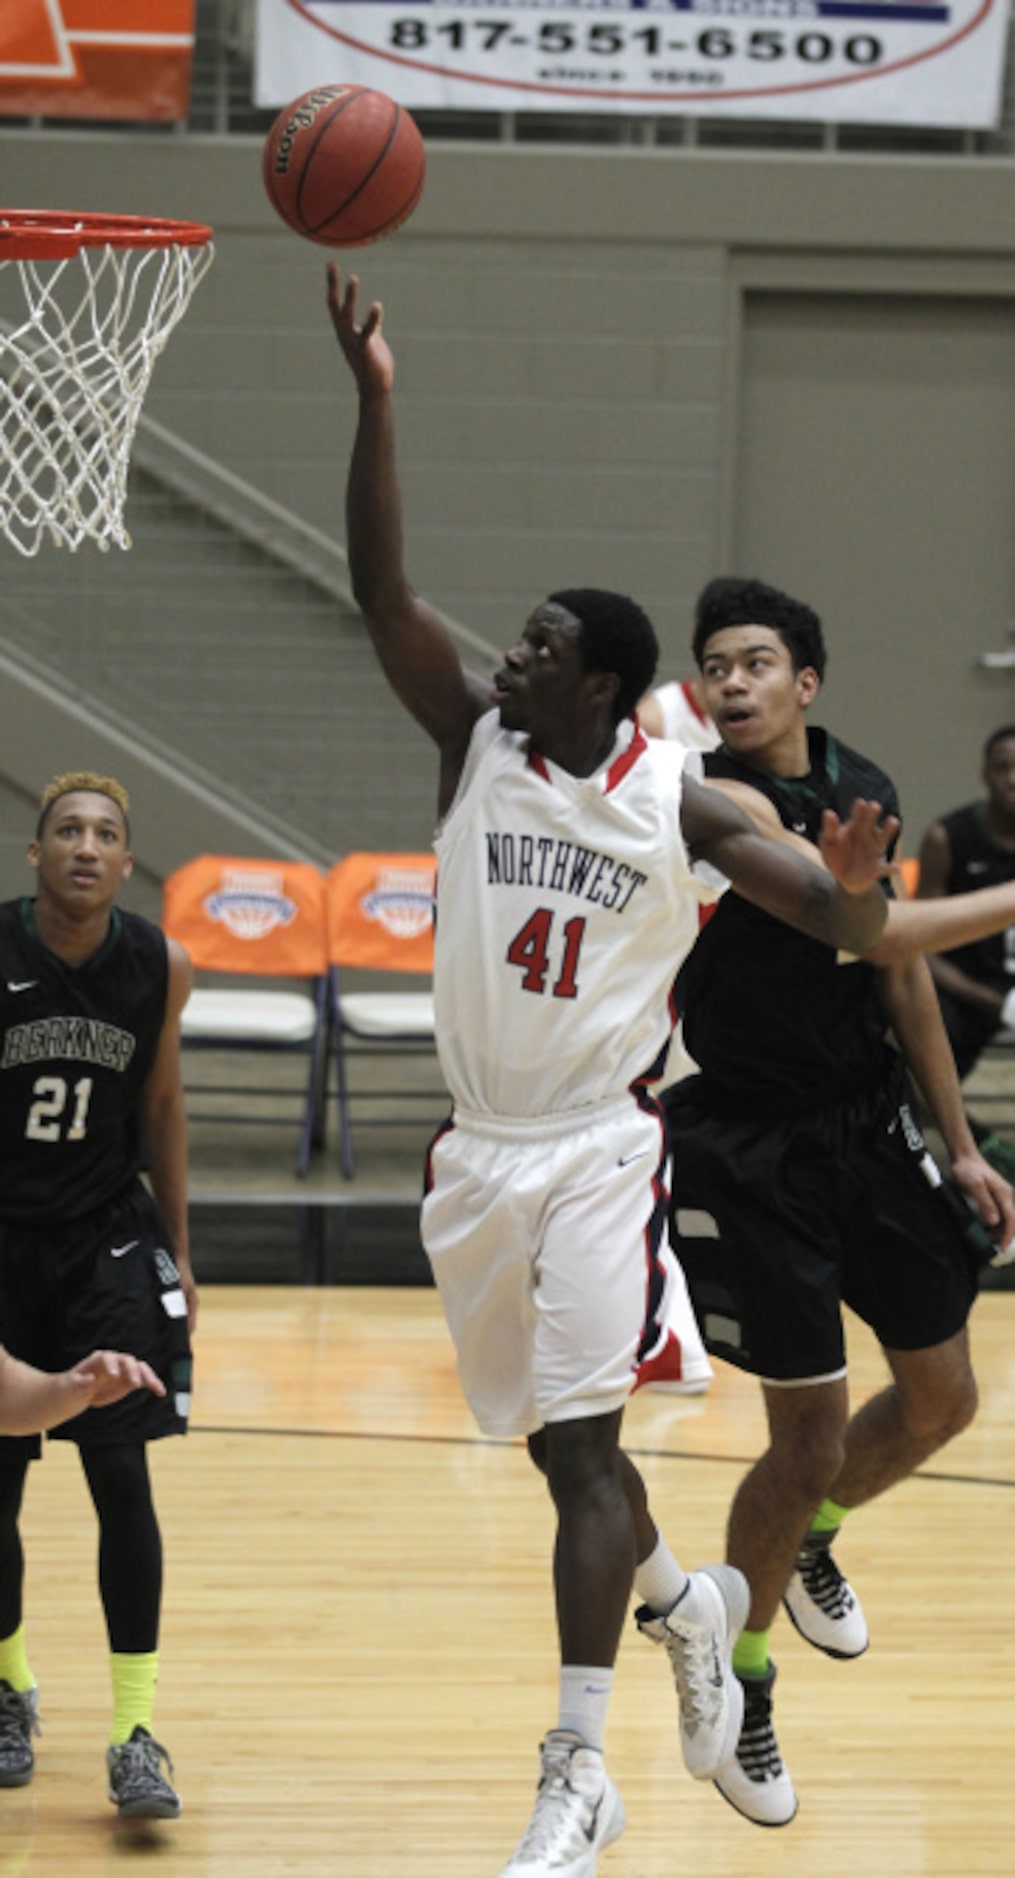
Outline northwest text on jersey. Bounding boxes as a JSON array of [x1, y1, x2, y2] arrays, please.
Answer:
[[485, 833, 648, 912]]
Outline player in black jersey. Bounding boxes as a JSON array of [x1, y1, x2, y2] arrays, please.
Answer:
[[661, 579, 1015, 1829], [916, 726, 1015, 1179], [0, 772, 194, 1822]]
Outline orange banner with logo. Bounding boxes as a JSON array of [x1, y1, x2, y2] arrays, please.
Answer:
[[0, 1, 196, 122], [327, 854, 436, 975], [163, 857, 330, 978]]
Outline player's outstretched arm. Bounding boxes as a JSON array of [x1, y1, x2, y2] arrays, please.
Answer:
[[869, 878, 1015, 964], [327, 265, 479, 787], [0, 1346, 165, 1437], [682, 773, 888, 953]]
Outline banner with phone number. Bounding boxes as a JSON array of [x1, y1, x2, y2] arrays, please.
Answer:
[[256, 0, 1008, 126]]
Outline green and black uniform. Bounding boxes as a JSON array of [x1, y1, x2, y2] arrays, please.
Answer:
[[665, 728, 979, 1382], [0, 898, 190, 1456]]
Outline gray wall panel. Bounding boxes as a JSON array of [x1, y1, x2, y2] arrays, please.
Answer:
[[0, 130, 1011, 873]]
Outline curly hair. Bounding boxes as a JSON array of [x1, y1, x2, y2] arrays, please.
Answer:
[[692, 577, 826, 682]]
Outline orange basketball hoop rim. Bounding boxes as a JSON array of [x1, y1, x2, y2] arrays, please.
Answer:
[[0, 209, 213, 262], [0, 208, 215, 554]]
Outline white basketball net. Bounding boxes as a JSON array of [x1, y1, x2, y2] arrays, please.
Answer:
[[0, 236, 214, 555]]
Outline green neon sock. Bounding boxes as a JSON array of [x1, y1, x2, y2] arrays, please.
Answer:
[[732, 1626, 771, 1679], [809, 1496, 851, 1537], [110, 1651, 159, 1746], [0, 1625, 34, 1695]]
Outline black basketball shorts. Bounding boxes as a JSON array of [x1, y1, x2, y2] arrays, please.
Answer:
[[0, 1178, 192, 1460], [665, 1077, 979, 1384]]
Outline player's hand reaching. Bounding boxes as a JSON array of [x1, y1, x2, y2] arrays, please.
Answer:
[[950, 1148, 1015, 1267], [818, 799, 900, 895], [66, 1350, 167, 1410], [0, 1345, 167, 1438], [326, 264, 393, 395]]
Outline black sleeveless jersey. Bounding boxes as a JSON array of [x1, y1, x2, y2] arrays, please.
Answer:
[[0, 900, 168, 1222], [937, 802, 1015, 992], [677, 727, 899, 1116]]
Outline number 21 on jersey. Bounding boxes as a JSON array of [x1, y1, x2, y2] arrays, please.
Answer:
[[26, 1075, 94, 1141]]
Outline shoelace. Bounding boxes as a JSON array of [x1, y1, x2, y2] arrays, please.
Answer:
[[111, 1733, 175, 1801], [799, 1546, 854, 1619], [663, 1620, 724, 1735], [513, 1745, 599, 1859], [0, 1688, 37, 1755], [738, 1686, 784, 1783]]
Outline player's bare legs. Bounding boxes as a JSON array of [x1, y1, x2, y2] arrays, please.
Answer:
[[719, 1332, 977, 1828], [828, 1328, 977, 1507], [716, 1378, 848, 1828], [525, 1412, 748, 1772], [529, 1412, 637, 1665], [727, 1378, 849, 1633]]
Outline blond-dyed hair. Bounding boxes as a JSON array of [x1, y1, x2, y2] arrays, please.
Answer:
[[36, 771, 130, 839]]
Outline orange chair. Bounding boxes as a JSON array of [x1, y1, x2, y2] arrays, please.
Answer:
[[162, 856, 330, 1178], [325, 852, 442, 1178], [897, 855, 920, 897]]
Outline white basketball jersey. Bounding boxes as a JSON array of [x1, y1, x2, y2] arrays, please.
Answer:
[[651, 679, 720, 752], [433, 711, 722, 1119]]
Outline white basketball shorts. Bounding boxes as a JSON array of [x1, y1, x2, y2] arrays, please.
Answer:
[[422, 1094, 686, 1439]]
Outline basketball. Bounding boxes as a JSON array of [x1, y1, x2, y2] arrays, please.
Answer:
[[262, 84, 426, 249]]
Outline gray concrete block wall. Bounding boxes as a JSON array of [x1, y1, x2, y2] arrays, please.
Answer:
[[0, 132, 1012, 881], [0, 475, 443, 861], [146, 226, 730, 661]]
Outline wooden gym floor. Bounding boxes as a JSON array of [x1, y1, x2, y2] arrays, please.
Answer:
[[8, 1284, 1015, 1877], [6, 1059, 1014, 1876]]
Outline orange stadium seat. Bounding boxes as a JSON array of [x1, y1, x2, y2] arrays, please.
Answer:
[[897, 855, 920, 897], [325, 852, 443, 1178], [162, 855, 331, 1178]]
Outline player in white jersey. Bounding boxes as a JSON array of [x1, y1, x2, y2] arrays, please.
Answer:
[[327, 266, 894, 1878], [437, 698, 715, 1400], [434, 709, 710, 1116]]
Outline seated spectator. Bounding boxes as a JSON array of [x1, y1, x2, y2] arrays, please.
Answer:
[[917, 724, 1015, 1178]]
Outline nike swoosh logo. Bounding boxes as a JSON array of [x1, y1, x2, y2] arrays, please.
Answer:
[[110, 1241, 139, 1258], [7, 980, 37, 993], [618, 1149, 651, 1168]]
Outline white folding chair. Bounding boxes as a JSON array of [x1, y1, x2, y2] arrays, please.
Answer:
[[163, 855, 330, 1178], [325, 852, 443, 1178]]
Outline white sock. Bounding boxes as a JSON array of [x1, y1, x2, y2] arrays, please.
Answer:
[[634, 1535, 690, 1616], [557, 1664, 614, 1751]]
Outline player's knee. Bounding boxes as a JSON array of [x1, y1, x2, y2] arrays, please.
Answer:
[[905, 1367, 978, 1445], [543, 1413, 622, 1508]]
